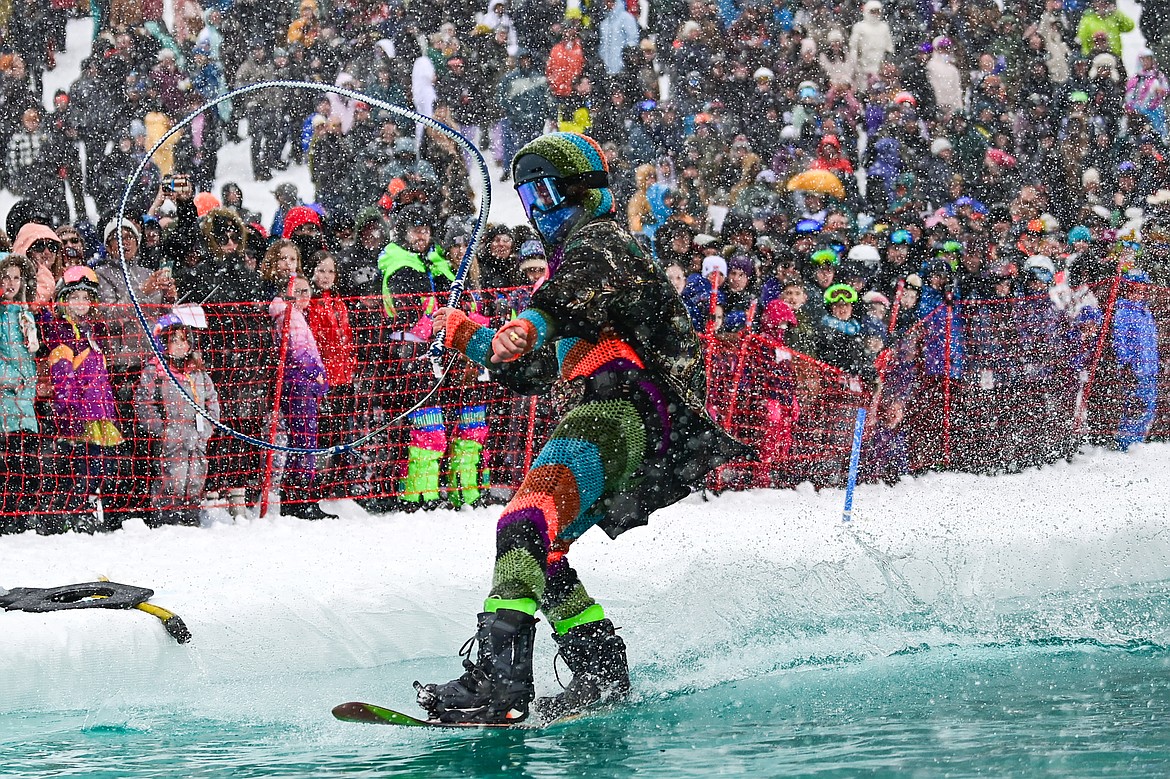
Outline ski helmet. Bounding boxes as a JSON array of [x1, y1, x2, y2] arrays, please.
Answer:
[[152, 312, 191, 349], [55, 265, 99, 302], [512, 132, 613, 243]]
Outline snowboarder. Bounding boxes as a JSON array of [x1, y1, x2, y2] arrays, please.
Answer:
[[423, 132, 749, 725]]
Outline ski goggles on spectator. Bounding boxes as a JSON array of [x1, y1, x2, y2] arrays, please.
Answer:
[[810, 249, 839, 266], [27, 240, 61, 253], [823, 283, 858, 304], [939, 240, 963, 254], [890, 229, 913, 245]]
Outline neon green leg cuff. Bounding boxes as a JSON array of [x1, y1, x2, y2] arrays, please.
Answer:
[[484, 597, 539, 616], [552, 603, 606, 635]]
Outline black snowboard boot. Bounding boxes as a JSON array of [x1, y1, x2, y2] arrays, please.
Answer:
[[281, 489, 338, 520], [415, 609, 537, 724], [535, 618, 630, 721]]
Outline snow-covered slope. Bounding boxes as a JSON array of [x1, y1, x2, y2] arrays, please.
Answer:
[[1, 444, 1168, 715]]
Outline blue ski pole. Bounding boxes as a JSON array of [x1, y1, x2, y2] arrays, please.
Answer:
[[842, 406, 867, 522]]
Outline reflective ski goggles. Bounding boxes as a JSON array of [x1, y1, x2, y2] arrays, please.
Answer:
[[890, 229, 914, 245], [810, 249, 839, 266], [516, 177, 569, 215]]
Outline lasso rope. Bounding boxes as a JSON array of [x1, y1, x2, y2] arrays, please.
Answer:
[[115, 80, 492, 455]]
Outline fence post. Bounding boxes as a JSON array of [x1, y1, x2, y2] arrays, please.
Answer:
[[1075, 274, 1122, 435], [522, 396, 538, 475], [887, 279, 905, 337], [722, 333, 755, 429], [842, 407, 867, 522], [259, 275, 297, 519], [942, 302, 953, 468]]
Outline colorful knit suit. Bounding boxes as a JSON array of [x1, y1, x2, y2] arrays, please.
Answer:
[[444, 211, 748, 634]]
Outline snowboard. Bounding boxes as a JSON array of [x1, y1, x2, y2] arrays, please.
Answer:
[[331, 700, 582, 730]]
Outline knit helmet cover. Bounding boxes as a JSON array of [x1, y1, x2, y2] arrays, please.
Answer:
[[512, 132, 615, 218]]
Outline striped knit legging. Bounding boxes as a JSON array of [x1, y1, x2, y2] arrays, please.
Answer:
[[486, 395, 648, 633]]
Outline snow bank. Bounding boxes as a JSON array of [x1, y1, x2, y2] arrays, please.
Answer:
[[1, 444, 1168, 715]]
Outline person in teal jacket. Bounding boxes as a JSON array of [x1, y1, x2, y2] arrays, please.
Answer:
[[0, 254, 39, 531]]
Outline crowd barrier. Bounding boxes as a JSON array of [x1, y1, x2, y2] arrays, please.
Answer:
[[710, 277, 1169, 490], [1, 279, 1161, 520]]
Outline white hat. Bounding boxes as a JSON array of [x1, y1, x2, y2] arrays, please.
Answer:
[[1024, 254, 1056, 276], [702, 256, 728, 278], [930, 137, 953, 155], [827, 28, 845, 43], [862, 290, 890, 306], [1090, 52, 1119, 81], [847, 244, 881, 265], [103, 217, 141, 243], [864, 0, 882, 11], [693, 233, 718, 246], [753, 67, 774, 81], [1139, 47, 1156, 59]]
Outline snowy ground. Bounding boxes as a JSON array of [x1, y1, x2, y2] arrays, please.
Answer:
[[1, 443, 1168, 714]]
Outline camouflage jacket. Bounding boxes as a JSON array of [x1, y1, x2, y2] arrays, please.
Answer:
[[497, 217, 706, 412]]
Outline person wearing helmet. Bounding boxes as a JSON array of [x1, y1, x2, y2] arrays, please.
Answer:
[[815, 283, 869, 376], [870, 227, 914, 298], [37, 266, 124, 534], [1022, 254, 1056, 291], [375, 203, 457, 511], [802, 248, 839, 319], [425, 132, 749, 725], [134, 313, 220, 527], [1010, 254, 1070, 469]]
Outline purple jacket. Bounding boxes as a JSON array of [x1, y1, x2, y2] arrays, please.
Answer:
[[40, 313, 120, 439]]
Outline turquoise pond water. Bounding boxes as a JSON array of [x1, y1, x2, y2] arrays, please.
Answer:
[[4, 582, 1170, 778]]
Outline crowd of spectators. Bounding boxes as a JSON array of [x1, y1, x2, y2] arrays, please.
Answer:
[[0, 0, 1168, 533]]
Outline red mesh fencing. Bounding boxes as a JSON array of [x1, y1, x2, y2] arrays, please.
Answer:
[[701, 332, 871, 491], [1, 278, 1161, 522]]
